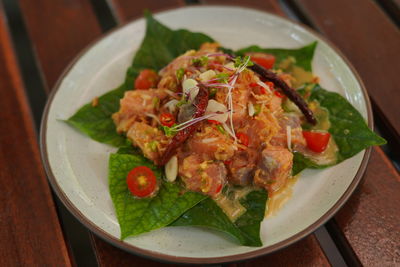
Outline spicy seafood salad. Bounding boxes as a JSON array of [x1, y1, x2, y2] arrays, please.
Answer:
[[66, 14, 385, 246], [113, 42, 325, 199]]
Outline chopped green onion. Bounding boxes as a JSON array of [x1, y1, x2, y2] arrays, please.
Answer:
[[148, 141, 158, 152], [254, 104, 262, 115], [192, 56, 208, 67], [216, 124, 226, 134], [162, 125, 177, 137], [176, 68, 185, 81], [234, 55, 254, 68], [152, 97, 160, 109], [208, 87, 217, 98], [216, 73, 230, 83], [176, 98, 188, 107]]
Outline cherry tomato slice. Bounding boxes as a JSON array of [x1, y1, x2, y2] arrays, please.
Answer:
[[159, 113, 175, 127], [134, 69, 159, 89], [302, 131, 331, 153], [236, 132, 249, 147], [127, 166, 157, 198], [250, 54, 276, 69]]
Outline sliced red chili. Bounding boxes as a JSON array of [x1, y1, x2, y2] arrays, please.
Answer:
[[207, 119, 221, 125], [236, 133, 249, 147], [126, 166, 157, 198], [274, 90, 284, 98], [249, 82, 259, 87], [266, 81, 274, 89], [223, 160, 232, 165], [159, 113, 175, 127], [215, 183, 223, 194]]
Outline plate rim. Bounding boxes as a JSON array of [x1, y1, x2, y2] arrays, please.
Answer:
[[40, 5, 373, 264]]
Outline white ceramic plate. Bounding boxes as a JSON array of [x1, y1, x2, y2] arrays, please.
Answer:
[[41, 6, 372, 264]]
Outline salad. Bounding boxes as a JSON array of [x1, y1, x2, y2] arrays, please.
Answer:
[[66, 13, 385, 246]]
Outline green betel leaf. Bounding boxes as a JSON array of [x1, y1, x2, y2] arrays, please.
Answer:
[[309, 85, 386, 162], [236, 41, 317, 71], [66, 13, 214, 147], [171, 190, 267, 247], [65, 83, 130, 147], [293, 85, 386, 174], [108, 153, 206, 239]]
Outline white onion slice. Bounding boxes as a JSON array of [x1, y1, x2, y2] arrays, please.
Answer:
[[248, 102, 255, 116], [165, 156, 178, 182], [182, 78, 198, 95], [205, 100, 228, 123], [199, 70, 216, 82], [163, 99, 179, 113], [188, 86, 199, 102], [224, 62, 236, 70], [286, 126, 292, 151]]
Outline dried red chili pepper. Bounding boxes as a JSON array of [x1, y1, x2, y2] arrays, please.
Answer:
[[249, 63, 317, 125], [158, 84, 209, 166]]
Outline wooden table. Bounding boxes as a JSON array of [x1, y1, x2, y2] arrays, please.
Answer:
[[1, 0, 399, 266]]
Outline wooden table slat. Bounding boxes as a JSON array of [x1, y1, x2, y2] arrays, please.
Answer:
[[294, 0, 400, 138], [91, 231, 330, 267], [0, 7, 72, 267], [110, 0, 185, 23], [334, 147, 400, 266], [18, 0, 103, 90]]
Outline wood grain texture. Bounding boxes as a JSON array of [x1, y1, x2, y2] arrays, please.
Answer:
[[109, 0, 185, 23], [201, 0, 285, 16], [18, 0, 102, 90], [0, 7, 72, 267], [91, 232, 329, 266], [229, 235, 329, 267], [91, 0, 329, 265], [294, 0, 400, 138], [334, 147, 400, 266]]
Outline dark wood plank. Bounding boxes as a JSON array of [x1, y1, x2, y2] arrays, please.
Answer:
[[91, 231, 329, 267], [294, 0, 400, 138], [230, 235, 329, 267], [91, 0, 330, 265], [110, 0, 185, 23], [202, 0, 285, 16], [334, 147, 400, 266], [18, 0, 102, 90], [0, 7, 72, 267]]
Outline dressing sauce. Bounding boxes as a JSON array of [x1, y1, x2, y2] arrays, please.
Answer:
[[265, 175, 298, 218], [214, 186, 254, 222]]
